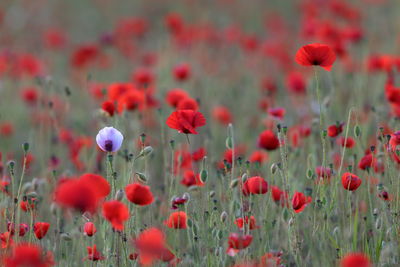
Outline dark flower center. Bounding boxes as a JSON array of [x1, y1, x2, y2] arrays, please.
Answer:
[[104, 140, 113, 152], [312, 59, 321, 65]]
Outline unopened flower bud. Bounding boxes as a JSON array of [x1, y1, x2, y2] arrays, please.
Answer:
[[220, 211, 228, 223]]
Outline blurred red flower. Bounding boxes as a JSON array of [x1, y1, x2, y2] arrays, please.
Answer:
[[166, 110, 206, 134], [295, 43, 336, 71], [125, 183, 154, 206]]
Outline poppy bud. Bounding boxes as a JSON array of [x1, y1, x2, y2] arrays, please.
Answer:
[[169, 140, 175, 150], [220, 211, 228, 223], [270, 163, 278, 174], [22, 182, 32, 194], [138, 146, 153, 158], [182, 192, 190, 201], [200, 169, 208, 183], [135, 172, 148, 183], [230, 178, 239, 188], [115, 189, 124, 201], [354, 125, 362, 138], [226, 137, 233, 149], [50, 203, 58, 216], [60, 233, 72, 241]]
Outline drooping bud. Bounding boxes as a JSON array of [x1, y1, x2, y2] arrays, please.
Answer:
[[220, 211, 228, 223]]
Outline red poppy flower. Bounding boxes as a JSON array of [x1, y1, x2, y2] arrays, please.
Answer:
[[292, 191, 312, 213], [134, 228, 175, 266], [71, 44, 100, 69], [116, 90, 144, 113], [4, 243, 55, 267], [108, 83, 135, 102], [271, 186, 289, 207], [102, 200, 129, 231], [54, 174, 110, 214], [249, 150, 268, 164], [33, 222, 50, 240], [0, 232, 13, 249], [212, 106, 233, 125], [234, 216, 260, 230], [340, 252, 371, 267], [164, 211, 187, 229], [101, 101, 115, 116], [132, 68, 154, 87], [166, 89, 189, 108], [389, 131, 400, 151], [8, 223, 29, 237], [226, 233, 253, 256], [315, 166, 333, 183], [173, 63, 191, 81], [286, 72, 306, 94], [337, 136, 355, 148], [327, 123, 344, 137], [20, 199, 35, 212], [295, 43, 336, 71], [258, 130, 280, 150], [80, 173, 110, 198], [242, 176, 268, 196], [191, 147, 206, 161], [180, 170, 205, 187], [43, 28, 67, 50], [85, 245, 105, 261], [358, 154, 373, 170], [378, 191, 392, 201], [21, 87, 39, 105], [260, 251, 282, 267], [177, 97, 198, 111], [268, 107, 286, 120], [125, 183, 154, 206], [166, 110, 206, 134], [83, 222, 97, 237], [342, 172, 362, 191]]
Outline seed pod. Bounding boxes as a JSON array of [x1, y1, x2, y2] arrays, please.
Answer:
[[22, 142, 30, 153]]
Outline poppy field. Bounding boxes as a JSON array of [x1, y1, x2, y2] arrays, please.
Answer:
[[0, 0, 400, 266]]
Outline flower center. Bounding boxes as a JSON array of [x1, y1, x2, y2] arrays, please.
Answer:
[[104, 140, 113, 152]]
